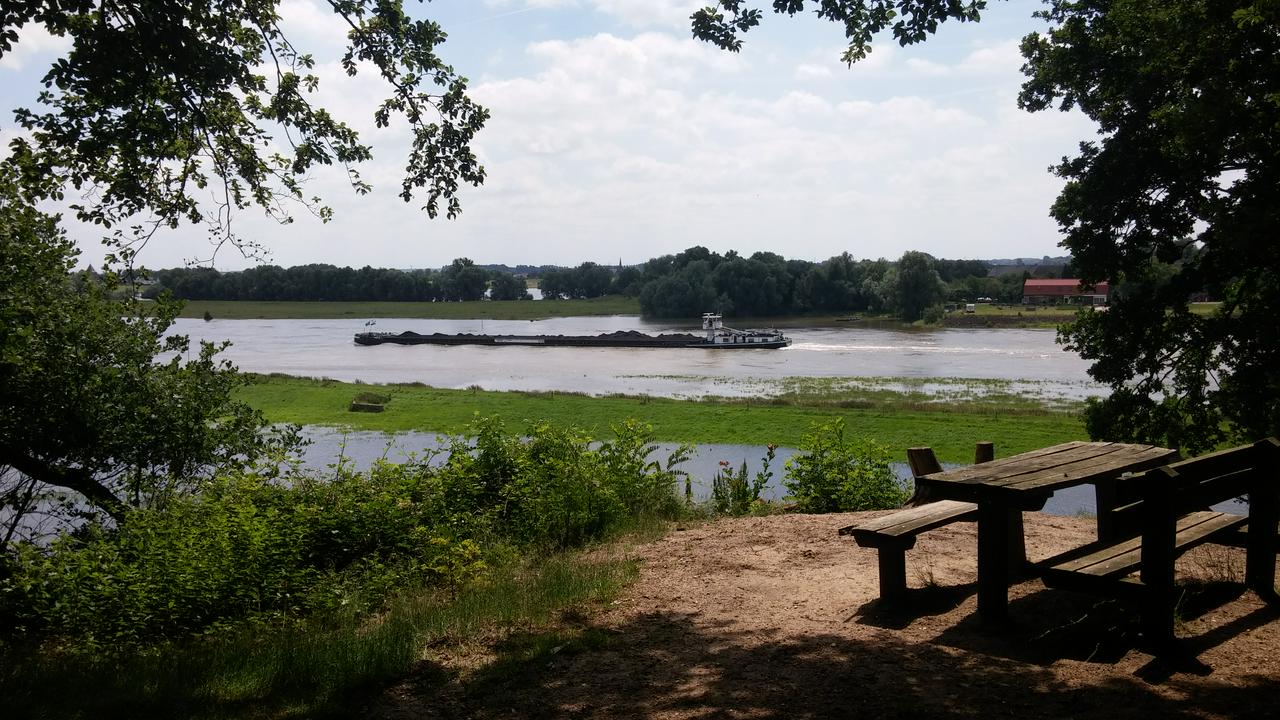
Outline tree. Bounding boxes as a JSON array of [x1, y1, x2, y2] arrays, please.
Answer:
[[537, 269, 571, 300], [488, 271, 531, 301], [2, 0, 487, 257], [0, 171, 291, 532], [571, 262, 614, 299], [638, 262, 718, 318], [611, 266, 644, 296], [440, 257, 487, 301], [885, 251, 946, 322], [1019, 0, 1280, 451], [692, 1, 992, 63], [1, 2, 484, 545]]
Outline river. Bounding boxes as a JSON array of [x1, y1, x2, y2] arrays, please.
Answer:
[[171, 316, 1104, 401]]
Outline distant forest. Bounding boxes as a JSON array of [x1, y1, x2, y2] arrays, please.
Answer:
[[142, 248, 1072, 320]]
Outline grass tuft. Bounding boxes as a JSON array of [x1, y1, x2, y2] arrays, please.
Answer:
[[2, 553, 638, 720]]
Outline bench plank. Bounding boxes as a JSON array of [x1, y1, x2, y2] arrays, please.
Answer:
[[1045, 511, 1247, 581], [839, 500, 977, 540]]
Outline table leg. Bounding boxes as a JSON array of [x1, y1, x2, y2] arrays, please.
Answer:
[[977, 502, 1010, 621], [1008, 510, 1027, 571], [1095, 481, 1117, 542]]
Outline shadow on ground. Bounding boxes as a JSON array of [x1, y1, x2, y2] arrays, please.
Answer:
[[371, 599, 1279, 720]]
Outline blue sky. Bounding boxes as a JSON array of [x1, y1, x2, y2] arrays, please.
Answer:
[[0, 0, 1094, 270]]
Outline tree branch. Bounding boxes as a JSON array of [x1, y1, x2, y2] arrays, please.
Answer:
[[0, 450, 127, 524]]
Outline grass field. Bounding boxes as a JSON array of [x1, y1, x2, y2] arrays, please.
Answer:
[[240, 375, 1089, 465], [178, 296, 641, 320]]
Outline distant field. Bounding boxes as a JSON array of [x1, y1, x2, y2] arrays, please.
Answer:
[[177, 296, 640, 320], [941, 301, 1222, 329], [240, 375, 1089, 465]]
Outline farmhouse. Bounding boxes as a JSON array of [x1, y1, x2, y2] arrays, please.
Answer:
[[1022, 278, 1110, 306]]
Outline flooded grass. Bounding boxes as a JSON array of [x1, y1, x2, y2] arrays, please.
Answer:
[[618, 374, 1093, 414], [238, 374, 1089, 465]]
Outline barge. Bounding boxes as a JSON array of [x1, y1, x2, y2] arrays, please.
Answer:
[[354, 313, 790, 349]]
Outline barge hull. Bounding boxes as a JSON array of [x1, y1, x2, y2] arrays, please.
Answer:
[[354, 330, 789, 349]]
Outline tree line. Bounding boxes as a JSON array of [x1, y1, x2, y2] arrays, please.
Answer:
[[144, 249, 1056, 321], [146, 257, 530, 303]]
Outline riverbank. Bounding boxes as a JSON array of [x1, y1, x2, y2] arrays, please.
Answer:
[[177, 296, 641, 320], [14, 512, 1272, 719], [368, 512, 1277, 720], [239, 375, 1088, 464], [174, 299, 1220, 328]]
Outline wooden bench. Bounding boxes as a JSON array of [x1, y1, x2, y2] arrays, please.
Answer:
[[838, 444, 989, 602], [839, 499, 978, 602], [1040, 437, 1280, 646]]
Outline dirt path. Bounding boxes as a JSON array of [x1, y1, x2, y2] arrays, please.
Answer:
[[374, 513, 1280, 719]]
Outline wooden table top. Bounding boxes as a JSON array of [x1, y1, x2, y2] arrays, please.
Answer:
[[918, 441, 1180, 499]]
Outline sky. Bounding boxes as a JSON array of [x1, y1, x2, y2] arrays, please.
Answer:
[[0, 0, 1096, 271]]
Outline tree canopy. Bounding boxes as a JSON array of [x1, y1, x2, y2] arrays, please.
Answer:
[[0, 170, 291, 531], [2, 0, 487, 258], [1019, 0, 1280, 451], [691, 0, 992, 64], [883, 251, 946, 322]]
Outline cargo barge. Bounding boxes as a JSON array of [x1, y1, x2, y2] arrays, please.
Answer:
[[354, 313, 791, 349]]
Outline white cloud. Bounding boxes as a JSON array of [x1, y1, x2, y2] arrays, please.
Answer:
[[904, 57, 952, 76], [483, 0, 702, 29], [959, 40, 1023, 74], [0, 24, 72, 71], [795, 63, 833, 80], [587, 0, 702, 28], [900, 39, 1025, 78], [23, 10, 1093, 270], [484, 0, 577, 9]]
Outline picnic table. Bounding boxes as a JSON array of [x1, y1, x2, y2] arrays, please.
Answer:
[[914, 440, 1179, 621]]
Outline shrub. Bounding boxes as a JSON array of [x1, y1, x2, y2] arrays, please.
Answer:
[[711, 444, 775, 516], [0, 415, 690, 650], [0, 466, 487, 648], [597, 419, 690, 518], [922, 303, 945, 324], [783, 419, 906, 513]]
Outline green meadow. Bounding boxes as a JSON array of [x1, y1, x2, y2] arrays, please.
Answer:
[[239, 374, 1089, 465]]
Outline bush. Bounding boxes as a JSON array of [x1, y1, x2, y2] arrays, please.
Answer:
[[922, 303, 945, 324], [597, 419, 690, 518], [783, 419, 907, 513], [0, 415, 689, 649], [0, 466, 485, 647]]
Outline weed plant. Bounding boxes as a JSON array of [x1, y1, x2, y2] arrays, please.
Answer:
[[711, 444, 776, 516]]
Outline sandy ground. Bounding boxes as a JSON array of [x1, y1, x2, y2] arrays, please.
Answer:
[[373, 512, 1280, 719]]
